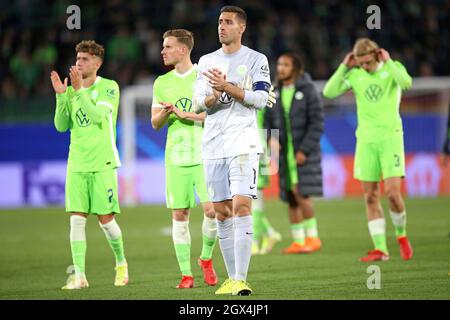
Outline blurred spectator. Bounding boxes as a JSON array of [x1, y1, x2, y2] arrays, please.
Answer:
[[0, 0, 449, 101], [9, 46, 41, 97], [107, 26, 141, 63]]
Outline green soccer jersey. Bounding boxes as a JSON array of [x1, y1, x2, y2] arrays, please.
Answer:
[[281, 85, 299, 188], [256, 107, 269, 189], [152, 66, 202, 166], [54, 76, 121, 172], [323, 60, 412, 142]]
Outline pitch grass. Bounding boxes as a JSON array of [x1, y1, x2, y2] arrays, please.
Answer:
[[0, 198, 448, 300]]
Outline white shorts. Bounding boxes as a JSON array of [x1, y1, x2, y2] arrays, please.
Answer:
[[203, 154, 260, 202]]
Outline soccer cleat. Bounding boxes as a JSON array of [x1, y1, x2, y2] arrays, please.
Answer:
[[62, 274, 89, 290], [215, 278, 235, 295], [114, 264, 129, 286], [232, 280, 252, 296], [282, 242, 313, 254], [359, 249, 390, 262], [305, 237, 322, 252], [176, 275, 194, 289], [259, 231, 282, 255], [397, 236, 413, 260], [198, 258, 218, 286]]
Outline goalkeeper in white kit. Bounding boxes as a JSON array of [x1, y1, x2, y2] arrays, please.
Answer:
[[193, 5, 275, 296]]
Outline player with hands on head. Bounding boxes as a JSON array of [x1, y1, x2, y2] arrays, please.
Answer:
[[323, 38, 413, 262]]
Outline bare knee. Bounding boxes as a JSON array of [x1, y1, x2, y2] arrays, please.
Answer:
[[202, 202, 216, 219], [233, 196, 252, 217], [234, 203, 251, 216], [214, 202, 232, 222], [204, 208, 216, 219], [297, 196, 314, 218], [172, 209, 189, 221], [288, 205, 303, 224], [364, 189, 380, 207], [98, 214, 114, 224], [385, 187, 404, 210]]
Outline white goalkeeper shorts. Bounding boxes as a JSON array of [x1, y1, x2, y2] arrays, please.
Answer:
[[203, 153, 260, 202]]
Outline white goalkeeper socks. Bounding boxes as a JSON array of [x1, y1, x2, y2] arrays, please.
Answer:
[[217, 217, 235, 279], [234, 215, 253, 281]]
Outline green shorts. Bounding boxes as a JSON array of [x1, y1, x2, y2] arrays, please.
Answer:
[[257, 154, 269, 190], [166, 164, 209, 209], [354, 135, 405, 182], [65, 169, 120, 215], [285, 149, 298, 191]]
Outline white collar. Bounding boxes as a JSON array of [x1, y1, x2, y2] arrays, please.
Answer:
[[173, 64, 197, 78], [375, 62, 384, 72]]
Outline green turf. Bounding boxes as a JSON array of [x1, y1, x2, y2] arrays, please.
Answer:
[[0, 198, 449, 300]]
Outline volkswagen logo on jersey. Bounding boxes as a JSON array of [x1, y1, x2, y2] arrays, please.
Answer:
[[75, 108, 91, 127], [175, 97, 192, 112], [219, 91, 233, 105], [365, 84, 383, 102]]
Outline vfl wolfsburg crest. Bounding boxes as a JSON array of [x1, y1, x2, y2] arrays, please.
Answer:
[[76, 108, 91, 127], [237, 65, 247, 75], [175, 97, 192, 112], [365, 84, 383, 102], [219, 91, 233, 105], [106, 88, 116, 98]]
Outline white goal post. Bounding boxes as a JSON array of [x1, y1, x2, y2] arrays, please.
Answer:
[[120, 84, 153, 205]]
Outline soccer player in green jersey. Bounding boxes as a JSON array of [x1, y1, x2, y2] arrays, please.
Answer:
[[151, 29, 218, 289], [51, 40, 128, 289], [323, 38, 413, 262], [251, 108, 282, 255]]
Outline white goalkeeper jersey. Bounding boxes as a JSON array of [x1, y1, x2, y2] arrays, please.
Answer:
[[194, 45, 271, 160]]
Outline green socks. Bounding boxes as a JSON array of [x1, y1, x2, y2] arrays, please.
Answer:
[[291, 222, 306, 245], [304, 217, 319, 238], [261, 216, 272, 235], [200, 217, 217, 260], [368, 218, 388, 254], [173, 220, 192, 276], [252, 209, 264, 241], [70, 216, 127, 279], [200, 235, 216, 260], [70, 215, 87, 277], [389, 211, 407, 238], [99, 219, 127, 266], [107, 236, 126, 265], [174, 244, 192, 276], [71, 240, 87, 276]]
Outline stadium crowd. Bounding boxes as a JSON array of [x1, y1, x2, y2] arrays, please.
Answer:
[[1, 0, 449, 99]]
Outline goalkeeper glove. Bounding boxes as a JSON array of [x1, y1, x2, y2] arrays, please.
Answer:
[[266, 85, 276, 108]]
